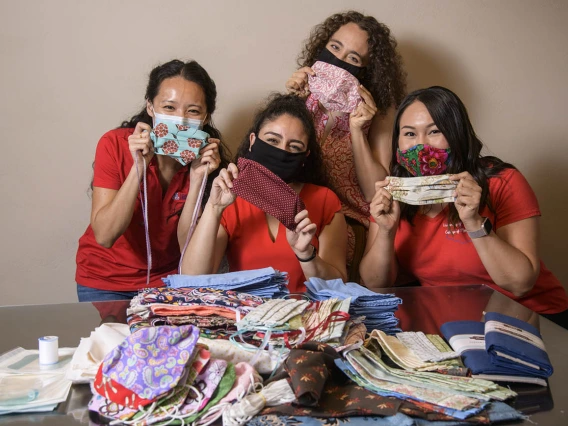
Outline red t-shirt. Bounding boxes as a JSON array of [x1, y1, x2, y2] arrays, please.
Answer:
[[221, 184, 342, 293], [76, 128, 191, 291], [386, 168, 568, 314]]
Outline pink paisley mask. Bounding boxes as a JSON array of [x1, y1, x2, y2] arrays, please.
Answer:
[[308, 61, 361, 114]]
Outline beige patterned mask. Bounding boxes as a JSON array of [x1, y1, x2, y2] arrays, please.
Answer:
[[385, 174, 457, 205]]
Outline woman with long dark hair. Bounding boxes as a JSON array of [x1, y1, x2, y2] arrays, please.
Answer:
[[181, 94, 347, 293], [360, 86, 568, 327], [76, 59, 229, 302], [285, 10, 406, 280]]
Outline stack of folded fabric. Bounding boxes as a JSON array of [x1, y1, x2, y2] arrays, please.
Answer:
[[127, 287, 265, 338], [162, 267, 289, 299], [334, 335, 518, 423], [305, 277, 402, 334], [88, 325, 262, 425], [441, 311, 553, 386]]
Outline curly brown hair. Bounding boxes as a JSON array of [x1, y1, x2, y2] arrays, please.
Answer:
[[298, 10, 407, 115]]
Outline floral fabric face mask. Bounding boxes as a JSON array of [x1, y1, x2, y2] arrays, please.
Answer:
[[308, 61, 361, 114], [150, 112, 209, 166], [396, 144, 451, 177]]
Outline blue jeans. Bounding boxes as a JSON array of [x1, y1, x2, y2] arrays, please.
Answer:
[[76, 283, 139, 302]]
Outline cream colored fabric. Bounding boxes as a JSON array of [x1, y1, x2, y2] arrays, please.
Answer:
[[66, 323, 130, 383], [386, 175, 457, 205]]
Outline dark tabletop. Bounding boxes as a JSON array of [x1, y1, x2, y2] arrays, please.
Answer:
[[0, 284, 566, 425]]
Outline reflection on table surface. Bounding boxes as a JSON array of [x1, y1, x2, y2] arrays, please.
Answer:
[[0, 285, 566, 425]]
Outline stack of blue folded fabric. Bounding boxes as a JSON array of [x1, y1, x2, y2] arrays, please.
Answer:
[[441, 311, 553, 381], [305, 278, 402, 335], [163, 267, 289, 299]]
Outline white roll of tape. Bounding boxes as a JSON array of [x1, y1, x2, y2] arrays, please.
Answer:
[[38, 336, 59, 365]]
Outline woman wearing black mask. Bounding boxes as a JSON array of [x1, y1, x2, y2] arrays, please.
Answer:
[[180, 94, 347, 292]]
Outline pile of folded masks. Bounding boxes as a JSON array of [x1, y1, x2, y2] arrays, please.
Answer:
[[235, 297, 351, 351], [88, 325, 262, 425], [162, 267, 289, 299], [305, 277, 402, 334]]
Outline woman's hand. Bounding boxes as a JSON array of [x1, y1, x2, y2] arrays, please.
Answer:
[[285, 67, 315, 98], [370, 179, 400, 236], [286, 209, 317, 259], [349, 85, 377, 133], [450, 172, 483, 231], [208, 163, 238, 211], [190, 138, 222, 180], [128, 122, 154, 167]]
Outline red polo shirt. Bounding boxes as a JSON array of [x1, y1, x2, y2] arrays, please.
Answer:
[[372, 168, 568, 315], [220, 184, 342, 293], [76, 128, 191, 291]]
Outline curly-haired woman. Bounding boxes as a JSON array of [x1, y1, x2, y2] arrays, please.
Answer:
[[285, 11, 406, 280]]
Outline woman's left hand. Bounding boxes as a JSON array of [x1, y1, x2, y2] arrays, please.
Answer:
[[349, 85, 377, 133], [450, 172, 484, 231], [286, 209, 317, 259], [190, 139, 221, 179]]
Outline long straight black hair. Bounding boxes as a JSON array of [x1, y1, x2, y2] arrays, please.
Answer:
[[91, 59, 230, 206], [390, 86, 515, 226]]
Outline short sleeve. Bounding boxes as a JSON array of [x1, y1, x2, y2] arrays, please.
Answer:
[[320, 187, 342, 227], [489, 169, 541, 229], [92, 132, 123, 190], [220, 203, 238, 238]]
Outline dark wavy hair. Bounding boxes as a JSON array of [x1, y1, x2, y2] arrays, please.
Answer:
[[391, 86, 515, 227], [235, 93, 328, 187], [91, 59, 230, 206], [298, 10, 406, 114]]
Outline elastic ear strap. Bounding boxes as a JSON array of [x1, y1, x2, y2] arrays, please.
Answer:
[[135, 152, 152, 285], [179, 163, 209, 274]]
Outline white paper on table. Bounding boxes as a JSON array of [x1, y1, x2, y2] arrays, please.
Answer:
[[0, 373, 72, 414], [0, 347, 75, 375]]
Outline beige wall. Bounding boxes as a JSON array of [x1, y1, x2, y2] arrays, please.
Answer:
[[1, 0, 566, 306]]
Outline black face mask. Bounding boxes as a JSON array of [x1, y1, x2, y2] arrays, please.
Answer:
[[317, 47, 364, 78], [244, 137, 307, 183]]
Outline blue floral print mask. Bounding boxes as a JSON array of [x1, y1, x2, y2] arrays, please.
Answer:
[[150, 112, 209, 166]]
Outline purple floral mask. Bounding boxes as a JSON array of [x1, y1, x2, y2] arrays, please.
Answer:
[[396, 144, 451, 177]]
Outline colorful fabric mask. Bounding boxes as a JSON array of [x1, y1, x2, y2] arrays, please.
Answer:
[[150, 112, 209, 166], [317, 47, 364, 78], [396, 144, 451, 177], [245, 137, 306, 183], [94, 325, 199, 407], [232, 157, 306, 231], [308, 61, 361, 114], [385, 175, 457, 205]]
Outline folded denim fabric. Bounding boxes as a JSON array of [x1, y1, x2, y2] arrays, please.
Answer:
[[163, 267, 289, 299], [484, 312, 553, 378], [441, 321, 521, 377], [305, 278, 402, 334]]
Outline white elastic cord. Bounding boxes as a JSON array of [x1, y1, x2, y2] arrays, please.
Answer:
[[135, 151, 152, 285], [179, 163, 210, 274]]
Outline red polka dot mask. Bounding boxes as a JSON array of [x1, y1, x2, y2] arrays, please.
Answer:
[[151, 112, 209, 166]]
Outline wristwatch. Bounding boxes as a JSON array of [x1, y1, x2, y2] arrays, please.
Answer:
[[467, 217, 492, 239]]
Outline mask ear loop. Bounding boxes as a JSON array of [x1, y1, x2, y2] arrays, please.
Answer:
[[178, 163, 209, 274], [134, 146, 152, 285]]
